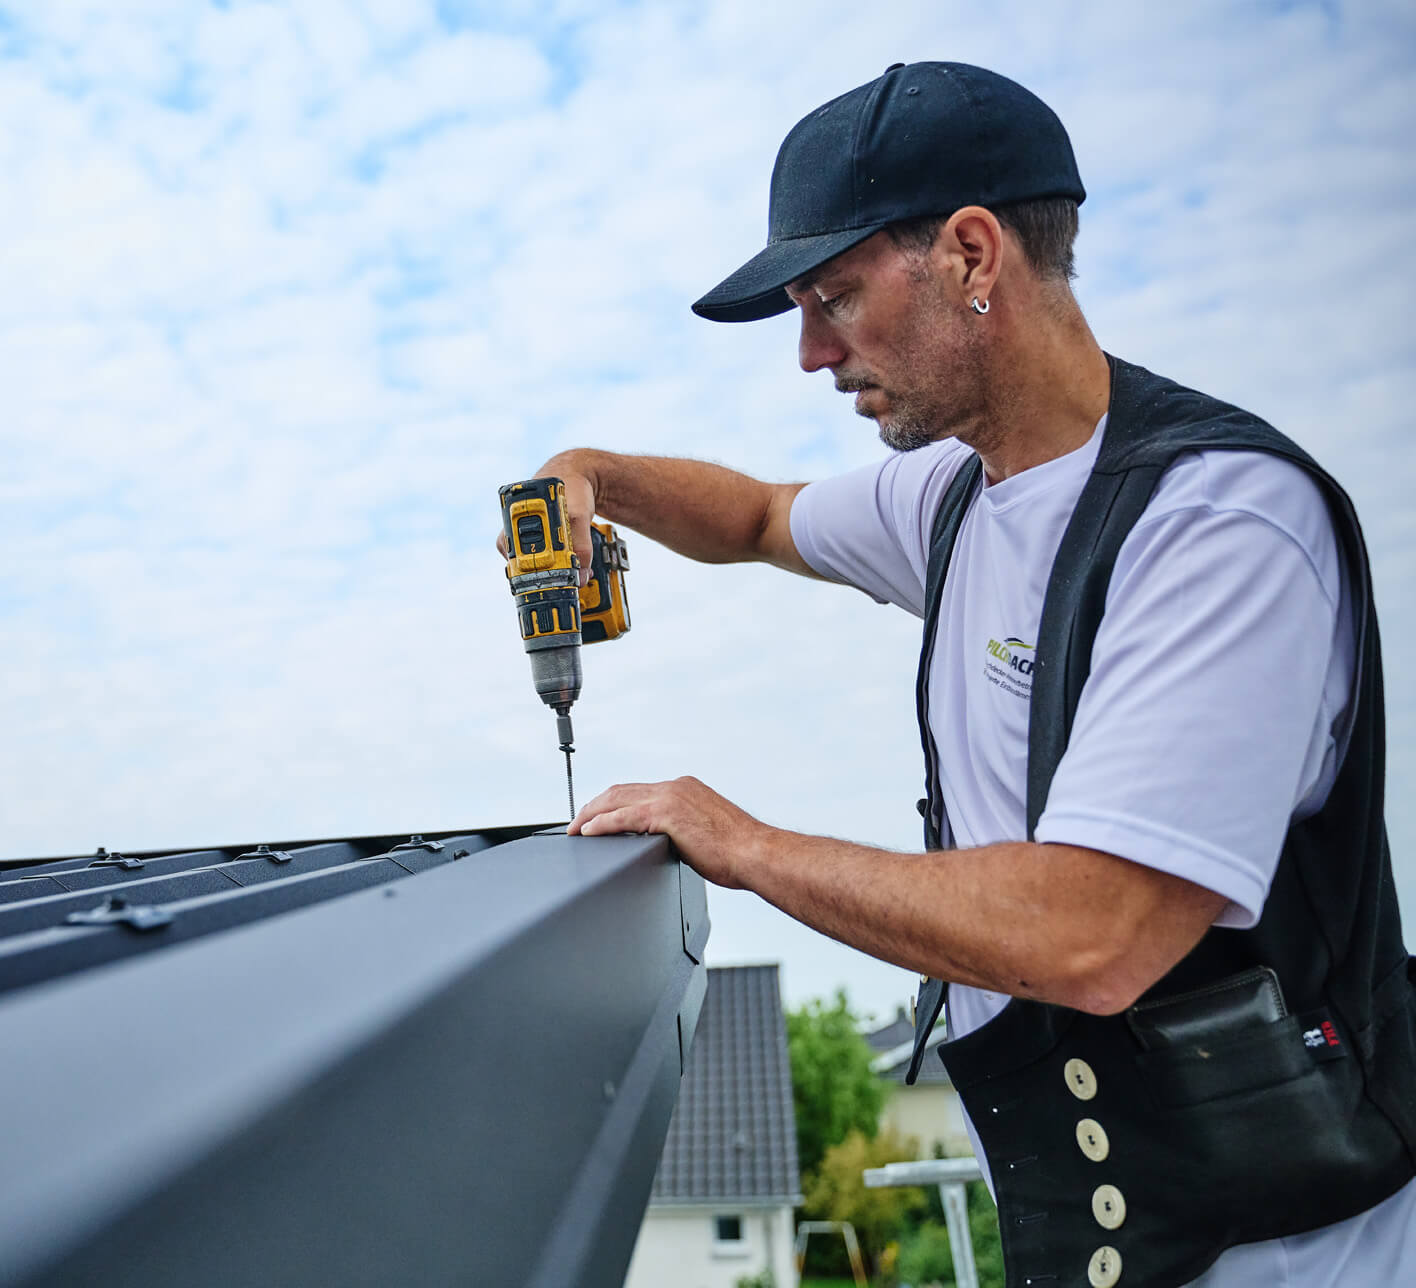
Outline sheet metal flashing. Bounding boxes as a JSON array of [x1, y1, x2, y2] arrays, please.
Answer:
[[0, 826, 709, 1288]]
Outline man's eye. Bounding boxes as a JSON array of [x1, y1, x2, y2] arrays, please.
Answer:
[[818, 292, 845, 314]]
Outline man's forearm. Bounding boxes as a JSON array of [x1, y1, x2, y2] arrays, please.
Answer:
[[539, 448, 810, 573], [571, 775, 1228, 1015], [742, 826, 1226, 1014]]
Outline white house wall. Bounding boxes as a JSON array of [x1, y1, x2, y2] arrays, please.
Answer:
[[624, 1204, 797, 1288], [881, 1083, 971, 1158]]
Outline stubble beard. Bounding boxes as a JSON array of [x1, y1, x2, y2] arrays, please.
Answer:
[[838, 283, 996, 458], [847, 315, 993, 454], [875, 402, 941, 453]]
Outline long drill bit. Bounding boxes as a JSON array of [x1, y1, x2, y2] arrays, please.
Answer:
[[556, 709, 576, 820]]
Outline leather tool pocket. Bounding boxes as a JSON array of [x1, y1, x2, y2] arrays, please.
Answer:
[[1127, 967, 1316, 1107], [1127, 966, 1286, 1051]]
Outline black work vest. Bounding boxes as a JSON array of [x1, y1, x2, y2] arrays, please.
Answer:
[[907, 355, 1416, 1288]]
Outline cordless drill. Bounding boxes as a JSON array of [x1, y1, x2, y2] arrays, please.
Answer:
[[498, 478, 630, 816]]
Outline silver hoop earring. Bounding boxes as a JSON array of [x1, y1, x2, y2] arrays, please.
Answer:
[[970, 297, 990, 315]]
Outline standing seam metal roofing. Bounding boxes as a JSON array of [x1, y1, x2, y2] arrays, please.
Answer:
[[0, 825, 710, 1288]]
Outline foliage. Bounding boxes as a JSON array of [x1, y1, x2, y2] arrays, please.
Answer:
[[895, 1220, 954, 1285], [966, 1181, 1005, 1288], [786, 990, 887, 1178], [733, 1270, 775, 1288], [801, 1127, 926, 1273], [891, 1185, 1005, 1288]]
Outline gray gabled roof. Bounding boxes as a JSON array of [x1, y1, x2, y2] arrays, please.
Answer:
[[650, 964, 802, 1206], [866, 1005, 953, 1086], [865, 1005, 917, 1053]]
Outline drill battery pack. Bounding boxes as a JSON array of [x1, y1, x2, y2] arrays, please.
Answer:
[[581, 522, 630, 643]]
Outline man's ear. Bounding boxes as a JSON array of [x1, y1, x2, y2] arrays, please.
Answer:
[[938, 206, 1005, 309]]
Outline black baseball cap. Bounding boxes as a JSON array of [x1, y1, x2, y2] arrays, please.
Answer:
[[692, 62, 1085, 323]]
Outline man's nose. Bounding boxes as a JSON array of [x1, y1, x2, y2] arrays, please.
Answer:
[[797, 307, 847, 374]]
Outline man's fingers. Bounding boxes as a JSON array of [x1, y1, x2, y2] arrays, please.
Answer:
[[579, 807, 650, 837], [569, 785, 629, 834], [570, 516, 593, 587], [495, 531, 509, 558], [559, 474, 597, 588], [570, 782, 665, 836]]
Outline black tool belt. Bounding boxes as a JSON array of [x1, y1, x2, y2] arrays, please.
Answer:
[[930, 968, 1415, 1286]]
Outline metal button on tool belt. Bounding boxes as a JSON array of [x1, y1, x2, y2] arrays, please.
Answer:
[[1064, 1057, 1098, 1100], [1075, 1118, 1110, 1162], [1092, 1184, 1126, 1230], [1088, 1245, 1123, 1287]]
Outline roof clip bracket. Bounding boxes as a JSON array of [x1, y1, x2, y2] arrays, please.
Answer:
[[390, 834, 445, 853], [238, 844, 293, 864], [87, 848, 144, 871], [65, 895, 173, 932]]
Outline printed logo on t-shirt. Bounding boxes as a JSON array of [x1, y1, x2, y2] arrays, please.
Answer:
[[985, 636, 1035, 700]]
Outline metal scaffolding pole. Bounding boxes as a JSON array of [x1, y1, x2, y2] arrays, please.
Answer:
[[864, 1156, 984, 1288]]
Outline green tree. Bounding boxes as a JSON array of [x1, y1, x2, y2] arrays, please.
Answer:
[[786, 990, 887, 1177], [801, 1127, 927, 1274], [894, 1185, 1005, 1288]]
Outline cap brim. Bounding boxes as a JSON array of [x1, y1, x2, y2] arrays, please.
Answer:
[[691, 224, 887, 323]]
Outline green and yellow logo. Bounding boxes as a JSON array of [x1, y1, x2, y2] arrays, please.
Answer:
[[987, 636, 1036, 677]]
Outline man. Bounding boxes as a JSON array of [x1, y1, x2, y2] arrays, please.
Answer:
[[524, 64, 1415, 1285]]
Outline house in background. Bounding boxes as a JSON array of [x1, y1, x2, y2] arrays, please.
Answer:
[[866, 1006, 970, 1159], [625, 964, 803, 1288]]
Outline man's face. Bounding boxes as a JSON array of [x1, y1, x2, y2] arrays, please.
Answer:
[[785, 230, 986, 452]]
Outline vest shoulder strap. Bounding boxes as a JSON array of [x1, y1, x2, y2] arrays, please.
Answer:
[[1026, 354, 1373, 834], [916, 455, 983, 853], [906, 456, 982, 1084]]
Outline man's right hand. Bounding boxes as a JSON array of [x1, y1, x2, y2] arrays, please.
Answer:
[[496, 455, 599, 587], [554, 469, 597, 588]]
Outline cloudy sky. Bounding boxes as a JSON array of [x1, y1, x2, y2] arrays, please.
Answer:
[[1, 0, 1411, 1022]]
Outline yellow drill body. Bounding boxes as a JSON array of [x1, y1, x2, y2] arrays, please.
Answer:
[[499, 478, 630, 815]]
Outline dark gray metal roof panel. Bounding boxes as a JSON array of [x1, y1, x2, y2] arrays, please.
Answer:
[[0, 823, 553, 873], [0, 829, 709, 1288], [650, 963, 802, 1205], [0, 875, 70, 904], [0, 850, 236, 893], [0, 866, 237, 936]]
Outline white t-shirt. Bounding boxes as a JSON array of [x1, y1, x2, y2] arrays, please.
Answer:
[[790, 416, 1414, 1286]]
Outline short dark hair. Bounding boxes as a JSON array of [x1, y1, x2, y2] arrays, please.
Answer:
[[887, 197, 1079, 282]]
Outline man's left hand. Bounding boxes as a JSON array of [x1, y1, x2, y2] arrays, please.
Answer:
[[568, 776, 766, 890]]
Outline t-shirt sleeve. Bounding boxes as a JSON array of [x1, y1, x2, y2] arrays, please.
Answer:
[[789, 440, 974, 617], [1034, 451, 1352, 928]]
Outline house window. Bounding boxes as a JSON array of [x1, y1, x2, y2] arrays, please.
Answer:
[[711, 1213, 750, 1258], [714, 1215, 743, 1243]]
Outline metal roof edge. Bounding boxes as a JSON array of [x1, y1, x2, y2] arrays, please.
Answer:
[[646, 1195, 804, 1210]]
